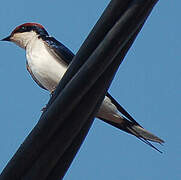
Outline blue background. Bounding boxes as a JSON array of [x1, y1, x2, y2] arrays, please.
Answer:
[[0, 1, 180, 179]]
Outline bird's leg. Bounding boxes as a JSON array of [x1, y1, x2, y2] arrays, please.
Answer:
[[41, 95, 51, 112], [50, 89, 55, 97], [41, 88, 56, 112], [41, 105, 47, 112]]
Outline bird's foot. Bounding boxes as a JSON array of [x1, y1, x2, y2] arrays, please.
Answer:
[[41, 104, 47, 112], [50, 89, 55, 97], [42, 89, 55, 112]]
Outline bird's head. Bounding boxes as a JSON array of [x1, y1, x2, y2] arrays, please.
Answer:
[[1, 23, 49, 49]]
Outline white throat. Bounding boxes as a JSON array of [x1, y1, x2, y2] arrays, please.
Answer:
[[11, 31, 38, 49]]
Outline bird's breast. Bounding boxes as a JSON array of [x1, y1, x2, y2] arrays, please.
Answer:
[[26, 39, 67, 92]]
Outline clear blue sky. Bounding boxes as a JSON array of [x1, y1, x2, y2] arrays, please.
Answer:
[[0, 1, 179, 179]]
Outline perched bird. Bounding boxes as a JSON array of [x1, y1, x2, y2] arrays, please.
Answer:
[[2, 23, 164, 152]]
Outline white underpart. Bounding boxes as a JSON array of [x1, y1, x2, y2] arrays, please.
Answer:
[[26, 37, 121, 123], [12, 31, 122, 124], [26, 36, 67, 92], [97, 96, 122, 123]]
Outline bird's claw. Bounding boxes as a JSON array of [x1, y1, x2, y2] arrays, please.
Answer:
[[41, 105, 47, 112]]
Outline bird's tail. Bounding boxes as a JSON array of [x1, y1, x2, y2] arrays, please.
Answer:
[[102, 117, 164, 153], [102, 93, 164, 153]]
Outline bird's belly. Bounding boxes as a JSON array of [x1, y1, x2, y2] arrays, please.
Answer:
[[26, 48, 67, 92]]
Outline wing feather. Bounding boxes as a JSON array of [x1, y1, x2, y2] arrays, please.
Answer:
[[41, 36, 75, 65]]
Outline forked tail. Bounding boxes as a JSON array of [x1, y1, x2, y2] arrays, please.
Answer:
[[103, 93, 164, 153], [101, 117, 164, 153]]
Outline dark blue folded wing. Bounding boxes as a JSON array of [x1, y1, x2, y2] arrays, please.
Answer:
[[42, 36, 75, 65]]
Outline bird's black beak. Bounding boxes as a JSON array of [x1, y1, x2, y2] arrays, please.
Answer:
[[1, 36, 11, 41]]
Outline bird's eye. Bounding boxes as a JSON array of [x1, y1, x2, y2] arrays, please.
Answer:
[[21, 26, 26, 30]]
